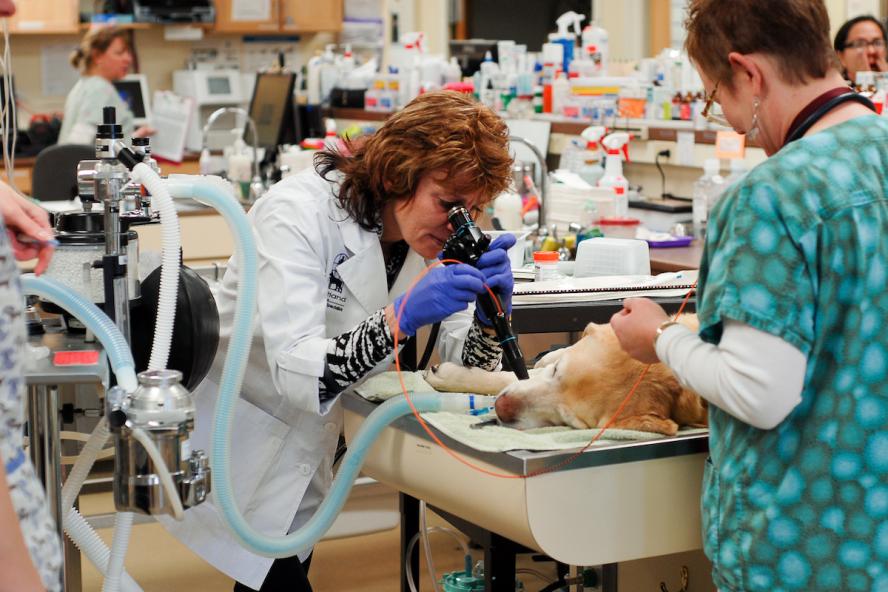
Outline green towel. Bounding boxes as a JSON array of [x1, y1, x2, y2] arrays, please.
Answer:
[[353, 372, 707, 453], [421, 410, 707, 452]]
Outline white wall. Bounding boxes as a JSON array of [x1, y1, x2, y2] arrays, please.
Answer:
[[594, 0, 647, 61]]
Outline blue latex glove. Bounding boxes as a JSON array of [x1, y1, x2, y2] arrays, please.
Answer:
[[474, 233, 516, 326], [392, 264, 487, 337]]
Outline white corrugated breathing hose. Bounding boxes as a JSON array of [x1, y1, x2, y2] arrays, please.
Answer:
[[98, 163, 182, 592], [59, 161, 183, 592], [130, 162, 181, 372]]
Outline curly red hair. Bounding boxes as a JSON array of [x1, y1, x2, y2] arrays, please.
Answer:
[[316, 91, 513, 231]]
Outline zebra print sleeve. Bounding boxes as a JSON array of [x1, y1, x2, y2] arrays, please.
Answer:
[[319, 308, 396, 401], [461, 320, 503, 371]]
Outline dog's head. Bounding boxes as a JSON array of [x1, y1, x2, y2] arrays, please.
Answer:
[[494, 322, 627, 429], [494, 316, 701, 432]]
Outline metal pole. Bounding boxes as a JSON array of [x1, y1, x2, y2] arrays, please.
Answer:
[[508, 135, 549, 233], [28, 385, 70, 591]]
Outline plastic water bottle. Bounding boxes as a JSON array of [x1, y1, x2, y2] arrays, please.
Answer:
[[724, 158, 749, 189], [493, 191, 523, 230], [692, 158, 725, 238]]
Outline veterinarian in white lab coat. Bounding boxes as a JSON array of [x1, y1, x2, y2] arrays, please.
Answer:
[[162, 91, 516, 592]]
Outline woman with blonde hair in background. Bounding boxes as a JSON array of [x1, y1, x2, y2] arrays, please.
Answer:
[[59, 26, 153, 144]]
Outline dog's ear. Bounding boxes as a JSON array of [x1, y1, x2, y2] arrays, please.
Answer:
[[557, 403, 590, 430], [534, 346, 568, 369], [582, 322, 600, 338]]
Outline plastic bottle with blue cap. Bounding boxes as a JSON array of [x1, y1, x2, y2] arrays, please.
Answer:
[[549, 11, 585, 73]]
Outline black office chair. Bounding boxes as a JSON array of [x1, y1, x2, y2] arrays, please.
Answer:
[[30, 144, 95, 201]]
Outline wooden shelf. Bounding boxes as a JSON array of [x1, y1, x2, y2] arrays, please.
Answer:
[[78, 22, 152, 31]]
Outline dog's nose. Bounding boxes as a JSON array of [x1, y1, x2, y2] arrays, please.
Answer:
[[494, 395, 522, 423]]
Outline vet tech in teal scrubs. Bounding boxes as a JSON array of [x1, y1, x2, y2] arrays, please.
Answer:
[[609, 1, 888, 591]]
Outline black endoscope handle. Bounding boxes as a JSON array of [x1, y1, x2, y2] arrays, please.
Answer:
[[446, 206, 529, 380]]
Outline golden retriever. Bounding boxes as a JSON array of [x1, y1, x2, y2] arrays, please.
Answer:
[[424, 317, 707, 436]]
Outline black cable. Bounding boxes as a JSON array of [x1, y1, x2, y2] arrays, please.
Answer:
[[417, 321, 441, 370], [655, 149, 671, 199]]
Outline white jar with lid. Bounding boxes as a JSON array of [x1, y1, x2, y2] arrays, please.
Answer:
[[533, 251, 560, 282]]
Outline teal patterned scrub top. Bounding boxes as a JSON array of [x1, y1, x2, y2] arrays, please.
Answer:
[[696, 114, 888, 592]]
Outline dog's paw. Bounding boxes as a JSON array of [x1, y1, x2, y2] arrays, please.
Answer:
[[424, 362, 471, 392]]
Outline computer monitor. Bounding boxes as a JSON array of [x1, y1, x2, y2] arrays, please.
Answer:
[[246, 72, 297, 148], [113, 74, 152, 127], [449, 39, 499, 78]]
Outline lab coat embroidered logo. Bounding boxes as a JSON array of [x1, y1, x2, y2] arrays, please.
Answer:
[[327, 252, 349, 311]]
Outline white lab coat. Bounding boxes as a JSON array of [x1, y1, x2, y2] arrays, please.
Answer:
[[160, 169, 473, 588]]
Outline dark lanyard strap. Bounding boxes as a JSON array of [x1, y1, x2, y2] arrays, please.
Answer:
[[783, 91, 876, 146]]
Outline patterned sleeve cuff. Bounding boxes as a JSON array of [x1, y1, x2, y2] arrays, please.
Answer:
[[320, 308, 396, 399], [461, 320, 503, 371]]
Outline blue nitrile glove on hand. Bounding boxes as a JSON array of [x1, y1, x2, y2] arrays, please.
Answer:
[[392, 264, 487, 337], [475, 233, 516, 326]]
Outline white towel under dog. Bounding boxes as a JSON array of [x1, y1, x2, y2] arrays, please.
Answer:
[[352, 372, 708, 453]]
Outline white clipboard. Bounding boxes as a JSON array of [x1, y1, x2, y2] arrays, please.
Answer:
[[151, 91, 193, 163]]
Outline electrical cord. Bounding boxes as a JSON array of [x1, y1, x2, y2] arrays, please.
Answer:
[[654, 149, 671, 200], [0, 19, 18, 192]]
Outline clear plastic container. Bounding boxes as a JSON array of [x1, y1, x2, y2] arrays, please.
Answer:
[[533, 251, 560, 282], [597, 217, 640, 239], [692, 158, 725, 238]]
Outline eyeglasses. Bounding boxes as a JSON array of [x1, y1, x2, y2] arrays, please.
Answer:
[[845, 38, 886, 51], [701, 81, 731, 127]]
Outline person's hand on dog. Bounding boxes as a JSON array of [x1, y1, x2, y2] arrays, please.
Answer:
[[610, 297, 670, 364], [474, 233, 516, 326], [389, 264, 487, 337]]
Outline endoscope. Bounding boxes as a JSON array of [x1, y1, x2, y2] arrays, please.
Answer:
[[442, 206, 530, 380]]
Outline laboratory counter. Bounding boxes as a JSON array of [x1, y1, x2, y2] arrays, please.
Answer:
[[648, 241, 704, 273], [3, 152, 202, 197]]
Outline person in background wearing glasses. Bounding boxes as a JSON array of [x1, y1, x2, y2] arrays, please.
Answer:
[[610, 1, 887, 590], [834, 15, 888, 84]]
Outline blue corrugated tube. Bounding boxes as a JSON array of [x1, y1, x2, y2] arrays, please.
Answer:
[[164, 175, 496, 557], [21, 275, 137, 392]]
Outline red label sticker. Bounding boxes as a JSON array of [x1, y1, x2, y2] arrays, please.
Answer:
[[53, 351, 100, 366]]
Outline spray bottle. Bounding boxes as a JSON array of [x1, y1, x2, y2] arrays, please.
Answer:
[[598, 132, 631, 218], [578, 125, 607, 186], [581, 21, 609, 76], [550, 11, 585, 73]]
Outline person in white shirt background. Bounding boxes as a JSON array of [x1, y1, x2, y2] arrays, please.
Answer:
[[58, 26, 154, 145]]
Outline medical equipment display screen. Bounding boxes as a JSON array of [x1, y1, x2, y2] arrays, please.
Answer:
[[113, 79, 147, 119], [207, 76, 231, 95], [248, 72, 295, 147]]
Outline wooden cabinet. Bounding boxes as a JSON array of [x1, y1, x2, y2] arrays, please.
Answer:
[[212, 0, 282, 33], [8, 0, 78, 34], [213, 0, 342, 34], [280, 0, 342, 33]]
